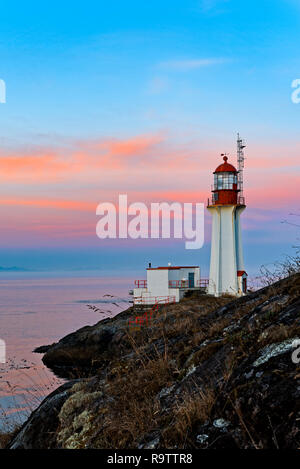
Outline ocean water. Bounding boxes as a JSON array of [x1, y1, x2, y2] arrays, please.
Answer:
[[0, 271, 133, 430]]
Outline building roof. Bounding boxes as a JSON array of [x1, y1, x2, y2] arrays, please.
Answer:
[[147, 266, 199, 270], [237, 270, 248, 276], [214, 155, 237, 173]]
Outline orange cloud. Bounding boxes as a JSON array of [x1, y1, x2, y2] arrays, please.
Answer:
[[5, 133, 300, 185], [85, 135, 164, 157], [0, 134, 164, 182], [0, 151, 71, 180], [0, 198, 95, 211]]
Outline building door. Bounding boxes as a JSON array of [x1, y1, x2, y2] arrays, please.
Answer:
[[188, 272, 195, 288], [242, 277, 247, 293]]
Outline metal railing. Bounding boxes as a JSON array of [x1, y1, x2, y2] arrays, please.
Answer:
[[207, 196, 246, 206], [129, 302, 161, 330], [169, 280, 189, 288], [196, 279, 209, 288], [134, 280, 147, 288], [129, 308, 155, 329], [134, 295, 176, 305], [169, 279, 209, 288], [207, 197, 216, 206]]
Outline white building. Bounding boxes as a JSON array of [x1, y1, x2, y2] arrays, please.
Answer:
[[133, 265, 205, 305], [207, 148, 247, 297]]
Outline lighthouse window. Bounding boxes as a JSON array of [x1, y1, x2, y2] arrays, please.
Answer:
[[215, 173, 236, 190], [217, 174, 223, 189]]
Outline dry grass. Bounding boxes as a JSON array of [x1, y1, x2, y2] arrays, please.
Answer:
[[258, 323, 300, 347], [79, 296, 233, 448], [0, 427, 20, 449], [0, 432, 12, 449], [161, 387, 215, 447], [55, 294, 233, 448], [94, 356, 174, 448]]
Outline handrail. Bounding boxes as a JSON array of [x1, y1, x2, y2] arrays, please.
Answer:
[[134, 280, 147, 288], [129, 302, 160, 330], [207, 196, 246, 206], [169, 279, 209, 288], [169, 280, 188, 288], [196, 279, 209, 287], [134, 295, 176, 305]]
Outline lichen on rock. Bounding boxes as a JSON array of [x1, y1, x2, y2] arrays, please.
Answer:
[[253, 337, 299, 368]]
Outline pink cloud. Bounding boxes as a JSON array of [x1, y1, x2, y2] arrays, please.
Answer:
[[0, 134, 165, 182], [0, 198, 95, 211], [0, 133, 299, 246]]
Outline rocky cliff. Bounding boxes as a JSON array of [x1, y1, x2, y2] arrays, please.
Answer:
[[8, 273, 300, 449]]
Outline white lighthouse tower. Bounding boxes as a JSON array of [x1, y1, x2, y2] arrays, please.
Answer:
[[207, 135, 247, 297]]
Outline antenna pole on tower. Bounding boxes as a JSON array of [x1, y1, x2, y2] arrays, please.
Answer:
[[237, 133, 246, 200]]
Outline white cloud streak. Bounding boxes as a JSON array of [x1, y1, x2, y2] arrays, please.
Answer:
[[158, 58, 230, 72]]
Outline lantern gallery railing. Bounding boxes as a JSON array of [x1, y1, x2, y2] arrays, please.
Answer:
[[207, 196, 246, 206]]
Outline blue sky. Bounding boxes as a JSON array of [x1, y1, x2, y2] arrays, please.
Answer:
[[0, 0, 299, 277], [1, 0, 300, 140]]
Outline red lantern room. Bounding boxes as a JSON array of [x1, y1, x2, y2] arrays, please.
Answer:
[[209, 154, 244, 206]]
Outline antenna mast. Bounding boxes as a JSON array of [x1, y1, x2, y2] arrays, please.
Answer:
[[237, 133, 246, 199]]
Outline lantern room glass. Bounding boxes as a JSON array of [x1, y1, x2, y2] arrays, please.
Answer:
[[214, 172, 237, 190]]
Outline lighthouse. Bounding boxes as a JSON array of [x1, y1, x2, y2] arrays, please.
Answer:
[[207, 135, 247, 297]]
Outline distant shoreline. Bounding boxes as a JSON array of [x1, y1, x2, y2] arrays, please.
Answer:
[[0, 266, 29, 272]]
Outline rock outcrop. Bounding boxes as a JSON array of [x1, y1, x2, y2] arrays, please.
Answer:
[[8, 273, 300, 449], [41, 308, 133, 377], [9, 381, 78, 449]]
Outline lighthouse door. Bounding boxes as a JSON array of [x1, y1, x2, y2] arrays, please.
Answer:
[[188, 272, 195, 288]]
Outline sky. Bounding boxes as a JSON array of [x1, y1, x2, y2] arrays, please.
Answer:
[[0, 0, 299, 278]]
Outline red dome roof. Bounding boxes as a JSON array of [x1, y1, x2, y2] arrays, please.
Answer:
[[214, 155, 237, 173]]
